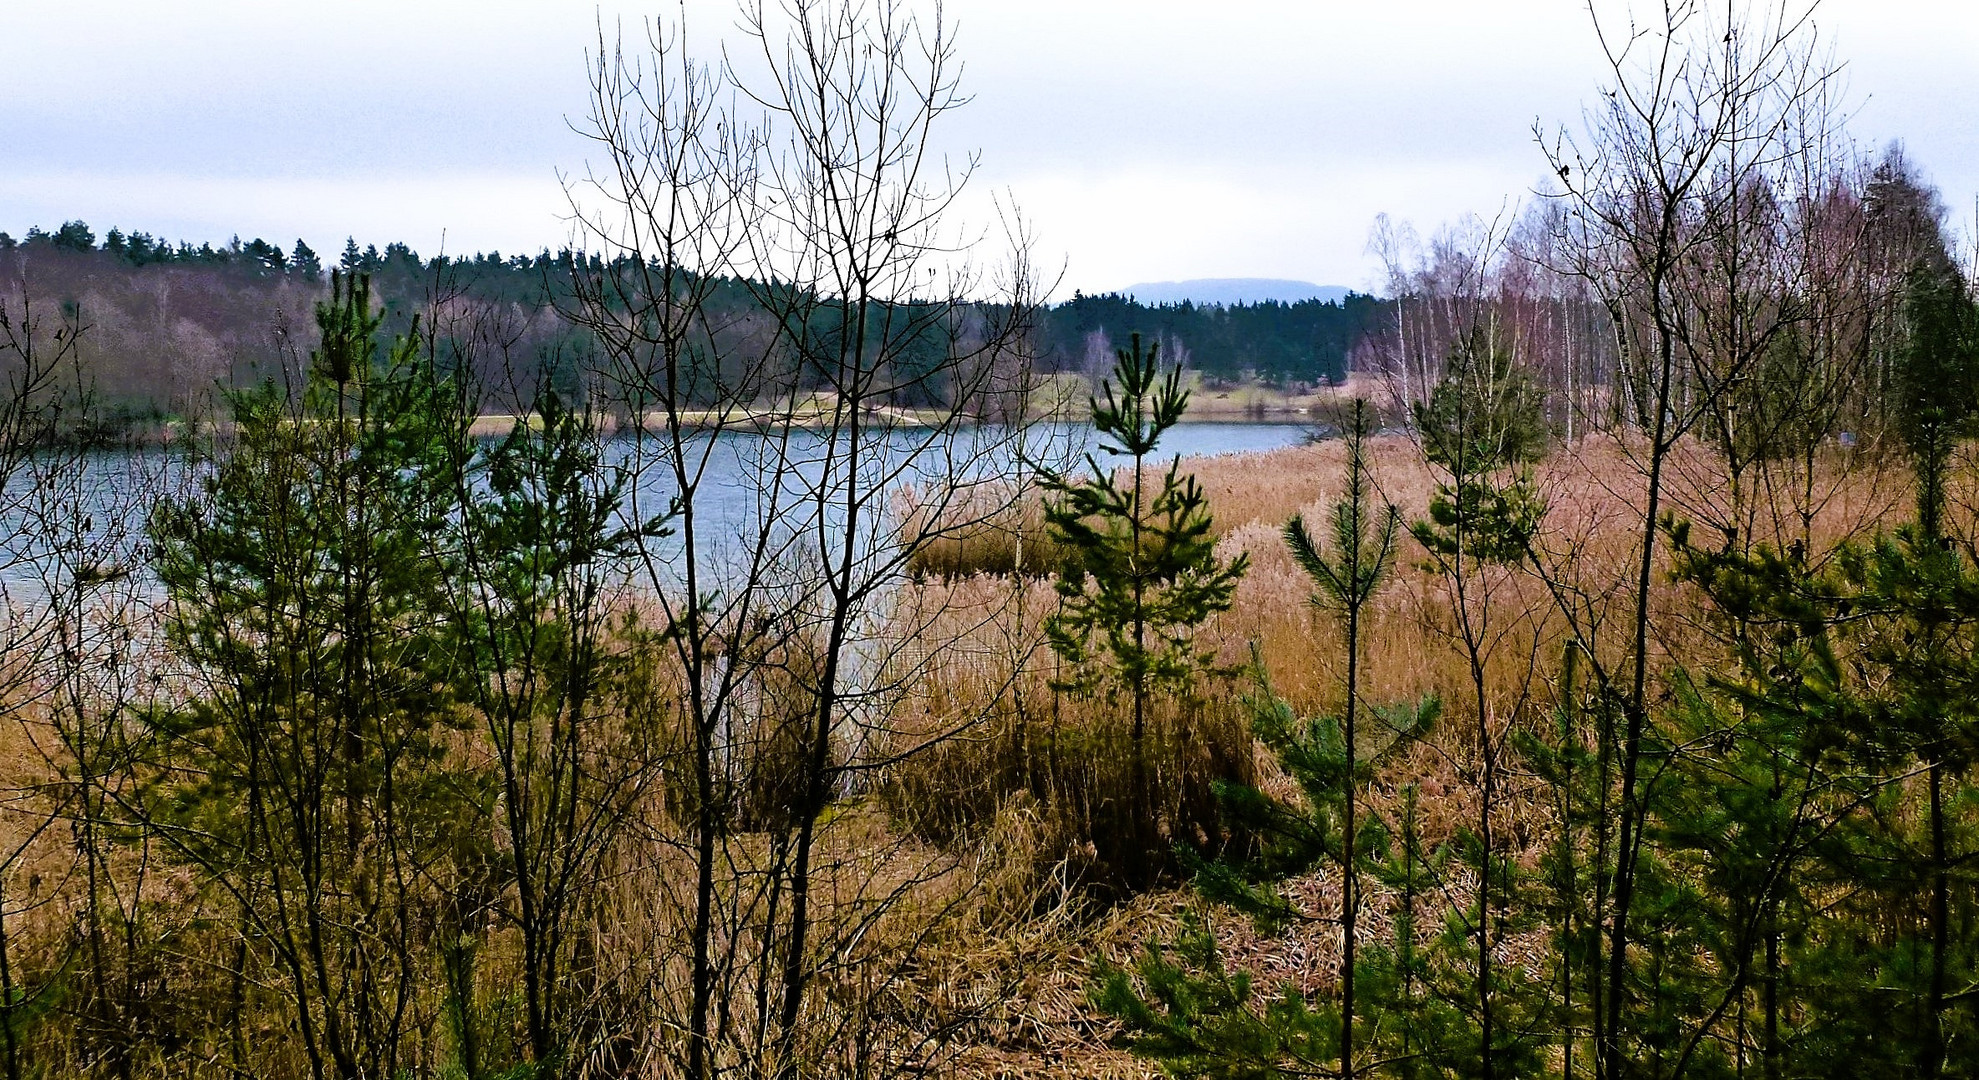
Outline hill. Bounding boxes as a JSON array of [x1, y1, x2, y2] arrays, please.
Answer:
[[1119, 278, 1353, 306]]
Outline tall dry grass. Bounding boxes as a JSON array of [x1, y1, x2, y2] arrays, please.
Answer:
[[884, 432, 1929, 893], [862, 431, 1941, 1077], [903, 488, 1072, 580], [877, 573, 1256, 902]]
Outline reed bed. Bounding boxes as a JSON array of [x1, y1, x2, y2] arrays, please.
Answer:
[[873, 430, 1936, 1076], [903, 488, 1073, 580], [877, 572, 1257, 901], [0, 428, 1939, 1079]]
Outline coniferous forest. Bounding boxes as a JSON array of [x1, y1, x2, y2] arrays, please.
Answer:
[[0, 225, 1384, 431], [4, 1, 1979, 1078]]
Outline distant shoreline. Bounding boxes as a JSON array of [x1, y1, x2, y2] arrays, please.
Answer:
[[130, 377, 1383, 442], [462, 410, 1322, 438]]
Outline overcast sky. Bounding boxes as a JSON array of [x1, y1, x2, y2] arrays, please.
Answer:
[[4, 1, 1975, 297]]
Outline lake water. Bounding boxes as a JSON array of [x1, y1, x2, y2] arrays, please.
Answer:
[[608, 420, 1311, 577], [1101, 421, 1313, 460], [0, 421, 1313, 595]]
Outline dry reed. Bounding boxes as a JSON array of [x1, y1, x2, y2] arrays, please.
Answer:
[[871, 430, 1935, 1077]]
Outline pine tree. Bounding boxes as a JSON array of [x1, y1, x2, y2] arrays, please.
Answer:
[[1281, 397, 1403, 1078], [1895, 260, 1979, 540], [1407, 327, 1548, 1078], [1667, 513, 1979, 1078], [1411, 326, 1547, 564], [145, 272, 472, 1079], [1039, 332, 1248, 889], [444, 386, 650, 1069], [51, 221, 95, 253], [292, 239, 323, 282], [1094, 399, 1440, 1079]]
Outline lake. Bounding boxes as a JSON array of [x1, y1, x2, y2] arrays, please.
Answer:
[[607, 419, 1311, 578], [0, 421, 1314, 595]]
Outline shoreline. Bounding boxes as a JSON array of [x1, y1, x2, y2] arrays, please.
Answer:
[[463, 408, 1323, 438]]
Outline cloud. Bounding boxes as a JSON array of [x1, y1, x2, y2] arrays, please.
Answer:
[[4, 0, 1974, 295], [974, 159, 1541, 296], [0, 171, 571, 258]]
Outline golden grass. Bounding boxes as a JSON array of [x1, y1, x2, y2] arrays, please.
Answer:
[[872, 430, 1938, 1077], [0, 424, 1946, 1079], [904, 488, 1073, 580], [876, 571, 1257, 900]]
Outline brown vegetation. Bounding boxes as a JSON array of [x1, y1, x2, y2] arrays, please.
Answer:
[[870, 428, 1931, 1077]]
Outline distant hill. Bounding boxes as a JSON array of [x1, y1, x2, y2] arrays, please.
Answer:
[[1119, 278, 1353, 307]]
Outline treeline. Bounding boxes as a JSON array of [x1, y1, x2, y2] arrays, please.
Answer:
[[0, 228, 591, 423], [1354, 143, 1963, 461], [1, 221, 323, 277], [1040, 289, 1388, 385], [0, 221, 1392, 426]]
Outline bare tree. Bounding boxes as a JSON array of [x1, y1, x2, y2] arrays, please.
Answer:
[[1538, 3, 1844, 1075], [0, 281, 167, 1080], [564, 2, 1047, 1074]]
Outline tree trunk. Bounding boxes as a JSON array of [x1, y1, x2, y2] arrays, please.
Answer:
[[1342, 602, 1359, 1080]]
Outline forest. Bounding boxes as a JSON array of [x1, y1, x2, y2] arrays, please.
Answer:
[[2, 0, 1979, 1078], [0, 227, 1382, 428]]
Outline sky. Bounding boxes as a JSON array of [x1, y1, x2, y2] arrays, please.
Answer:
[[3, 0, 1976, 299]]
